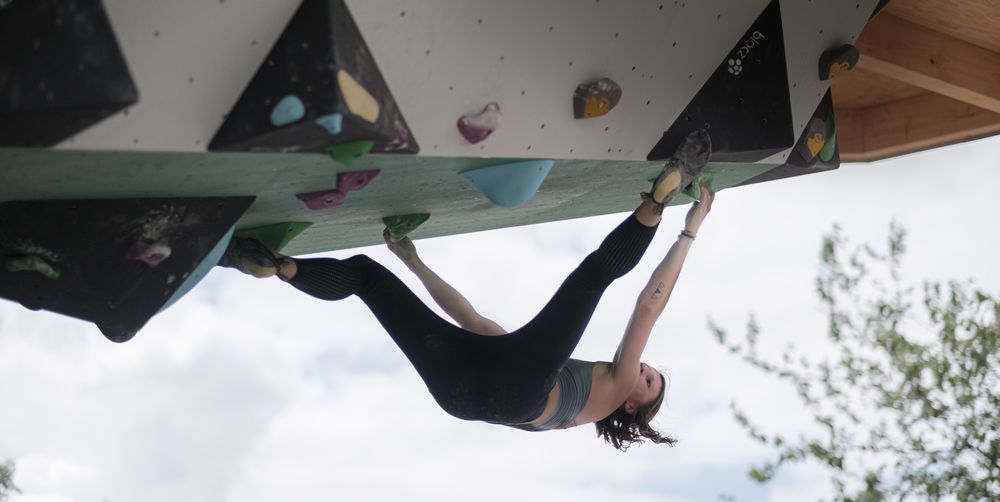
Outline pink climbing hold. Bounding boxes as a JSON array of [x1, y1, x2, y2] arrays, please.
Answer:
[[296, 169, 380, 210], [457, 102, 502, 144], [125, 241, 172, 267], [296, 189, 348, 210], [337, 169, 380, 192]]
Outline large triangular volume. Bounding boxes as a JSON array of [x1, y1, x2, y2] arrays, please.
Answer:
[[647, 0, 793, 163], [0, 196, 254, 342], [0, 0, 139, 147], [736, 89, 840, 187], [209, 0, 418, 154]]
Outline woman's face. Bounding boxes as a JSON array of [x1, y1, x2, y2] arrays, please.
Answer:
[[633, 363, 664, 408]]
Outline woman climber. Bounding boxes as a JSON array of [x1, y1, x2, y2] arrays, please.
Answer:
[[218, 129, 714, 451]]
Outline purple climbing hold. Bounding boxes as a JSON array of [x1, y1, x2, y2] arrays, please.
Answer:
[[457, 102, 502, 144], [296, 189, 348, 210], [125, 241, 172, 267], [337, 169, 380, 192]]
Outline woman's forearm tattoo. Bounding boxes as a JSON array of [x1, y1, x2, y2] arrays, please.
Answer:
[[651, 281, 665, 300]]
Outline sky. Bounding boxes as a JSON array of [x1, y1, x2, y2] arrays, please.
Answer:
[[2, 135, 999, 502]]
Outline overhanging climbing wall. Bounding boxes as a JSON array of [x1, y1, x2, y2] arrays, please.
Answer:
[[1, 0, 880, 339]]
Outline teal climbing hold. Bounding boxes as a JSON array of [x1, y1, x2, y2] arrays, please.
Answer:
[[5, 255, 60, 279], [315, 113, 343, 135], [234, 221, 312, 252], [457, 160, 555, 208], [327, 140, 374, 166], [383, 213, 430, 242], [159, 227, 233, 313], [270, 95, 305, 127], [819, 113, 837, 163]]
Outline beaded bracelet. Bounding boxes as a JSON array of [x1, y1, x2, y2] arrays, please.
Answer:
[[679, 230, 697, 240]]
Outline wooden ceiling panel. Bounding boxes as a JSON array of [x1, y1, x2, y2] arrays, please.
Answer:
[[885, 0, 1000, 53], [838, 92, 1000, 162], [831, 67, 928, 109]]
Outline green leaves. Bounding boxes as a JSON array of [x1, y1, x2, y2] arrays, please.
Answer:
[[0, 459, 20, 502], [713, 223, 1000, 500]]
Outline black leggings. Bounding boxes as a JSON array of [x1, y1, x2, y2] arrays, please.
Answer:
[[287, 213, 657, 423]]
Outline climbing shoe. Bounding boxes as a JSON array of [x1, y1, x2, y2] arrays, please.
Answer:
[[218, 236, 290, 279], [642, 129, 712, 213]]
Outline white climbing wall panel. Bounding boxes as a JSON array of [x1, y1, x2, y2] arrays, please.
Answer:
[[61, 0, 878, 163]]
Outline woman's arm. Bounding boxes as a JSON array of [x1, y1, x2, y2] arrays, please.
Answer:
[[384, 231, 507, 336], [611, 186, 714, 379]]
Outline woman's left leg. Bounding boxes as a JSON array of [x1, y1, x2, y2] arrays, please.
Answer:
[[513, 200, 661, 364]]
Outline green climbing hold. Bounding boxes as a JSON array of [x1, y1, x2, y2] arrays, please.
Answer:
[[682, 173, 715, 200], [819, 113, 837, 163], [382, 213, 430, 242], [235, 222, 313, 252], [327, 140, 375, 166], [6, 255, 60, 279]]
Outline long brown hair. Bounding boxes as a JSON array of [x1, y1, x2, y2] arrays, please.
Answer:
[[594, 371, 676, 451]]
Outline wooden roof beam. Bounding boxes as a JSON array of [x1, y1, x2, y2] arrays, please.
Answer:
[[838, 92, 1000, 162], [856, 13, 1000, 114]]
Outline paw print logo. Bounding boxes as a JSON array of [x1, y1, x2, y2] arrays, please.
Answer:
[[727, 58, 743, 75]]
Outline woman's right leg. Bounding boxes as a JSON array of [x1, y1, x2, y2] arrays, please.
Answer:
[[287, 255, 510, 420], [286, 256, 470, 382]]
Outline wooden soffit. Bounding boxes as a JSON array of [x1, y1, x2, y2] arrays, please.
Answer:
[[832, 0, 1000, 162]]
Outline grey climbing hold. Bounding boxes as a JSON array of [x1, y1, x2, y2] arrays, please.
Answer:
[[5, 255, 60, 279], [270, 95, 306, 126], [457, 102, 502, 144], [573, 78, 622, 119]]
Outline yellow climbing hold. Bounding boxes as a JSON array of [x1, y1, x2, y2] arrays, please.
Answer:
[[652, 170, 682, 203], [337, 70, 380, 123], [828, 61, 852, 79], [583, 96, 611, 118], [806, 132, 826, 158]]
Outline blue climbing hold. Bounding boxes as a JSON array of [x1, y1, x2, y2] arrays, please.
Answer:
[[270, 95, 305, 127], [314, 113, 343, 135], [159, 226, 234, 313], [457, 160, 555, 208]]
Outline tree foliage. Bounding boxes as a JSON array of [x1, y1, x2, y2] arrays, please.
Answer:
[[0, 459, 19, 502], [712, 223, 999, 501]]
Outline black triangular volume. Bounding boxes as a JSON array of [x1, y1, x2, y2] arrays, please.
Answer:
[[647, 0, 794, 163], [0, 196, 254, 342], [870, 0, 892, 19], [209, 0, 418, 154], [0, 0, 139, 147], [736, 89, 840, 188]]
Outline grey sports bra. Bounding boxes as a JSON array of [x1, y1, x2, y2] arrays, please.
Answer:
[[512, 358, 595, 431]]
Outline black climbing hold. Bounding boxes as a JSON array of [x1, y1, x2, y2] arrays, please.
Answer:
[[646, 0, 794, 163], [0, 0, 139, 147], [383, 213, 430, 242], [208, 0, 418, 154], [818, 44, 860, 80], [0, 196, 254, 342], [736, 89, 840, 187]]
